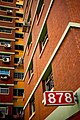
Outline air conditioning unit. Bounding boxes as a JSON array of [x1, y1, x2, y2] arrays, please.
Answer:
[[1, 75, 8, 80], [7, 10, 13, 14], [4, 44, 11, 48], [3, 58, 10, 63]]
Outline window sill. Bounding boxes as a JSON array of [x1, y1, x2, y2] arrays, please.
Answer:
[[27, 73, 34, 84], [36, 4, 45, 25], [0, 93, 9, 95], [39, 38, 49, 58], [29, 112, 35, 120], [0, 20, 12, 23]]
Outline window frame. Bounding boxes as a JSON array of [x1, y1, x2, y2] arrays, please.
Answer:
[[0, 87, 9, 94], [0, 107, 8, 115], [0, 27, 12, 34], [0, 16, 13, 23], [29, 95, 35, 117], [28, 60, 34, 84], [39, 23, 48, 57], [13, 89, 24, 96], [0, 69, 10, 76], [2, 0, 13, 3], [14, 72, 24, 79]]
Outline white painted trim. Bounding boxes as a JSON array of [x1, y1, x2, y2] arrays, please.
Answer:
[[0, 38, 15, 41], [0, 84, 14, 86], [0, 66, 14, 69], [0, 103, 13, 105], [0, 14, 17, 19], [0, 25, 15, 29], [0, 4, 18, 9], [0, 51, 15, 55], [23, 0, 54, 81], [23, 0, 41, 57], [45, 88, 80, 120], [23, 22, 80, 110]]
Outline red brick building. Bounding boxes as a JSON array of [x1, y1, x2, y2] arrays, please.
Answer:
[[0, 0, 24, 119], [23, 0, 80, 120]]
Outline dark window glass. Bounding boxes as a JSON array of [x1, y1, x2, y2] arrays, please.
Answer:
[[36, 0, 44, 18], [14, 58, 19, 64], [15, 23, 23, 27], [0, 28, 12, 33], [0, 16, 12, 22], [2, 0, 13, 2], [15, 45, 24, 51], [13, 89, 24, 96], [16, 13, 23, 18], [0, 6, 12, 11], [13, 107, 23, 115], [16, 4, 23, 8], [14, 72, 24, 79], [39, 23, 48, 52], [15, 33, 23, 38]]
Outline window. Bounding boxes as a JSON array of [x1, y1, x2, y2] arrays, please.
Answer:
[[29, 95, 35, 116], [15, 45, 24, 51], [15, 23, 23, 27], [45, 72, 54, 91], [0, 40, 11, 45], [14, 58, 19, 64], [28, 60, 33, 79], [27, 31, 32, 52], [13, 89, 24, 96], [39, 23, 48, 54], [0, 87, 9, 94], [16, 4, 23, 8], [0, 27, 12, 33], [14, 72, 24, 79], [0, 69, 10, 76], [36, 0, 44, 18], [26, 0, 31, 10], [13, 107, 23, 115], [16, 13, 23, 18], [0, 6, 12, 11], [0, 107, 8, 115], [0, 54, 10, 60], [15, 33, 23, 38], [0, 16, 12, 22], [42, 65, 54, 92], [2, 0, 13, 2]]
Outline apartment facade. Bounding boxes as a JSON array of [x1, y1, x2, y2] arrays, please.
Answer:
[[23, 0, 80, 120], [0, 0, 24, 119]]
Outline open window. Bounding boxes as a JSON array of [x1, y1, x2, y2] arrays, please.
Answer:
[[23, 10, 31, 33], [29, 95, 35, 117], [27, 31, 32, 53], [36, 0, 44, 19], [42, 65, 54, 92], [28, 59, 33, 80], [39, 23, 48, 56]]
